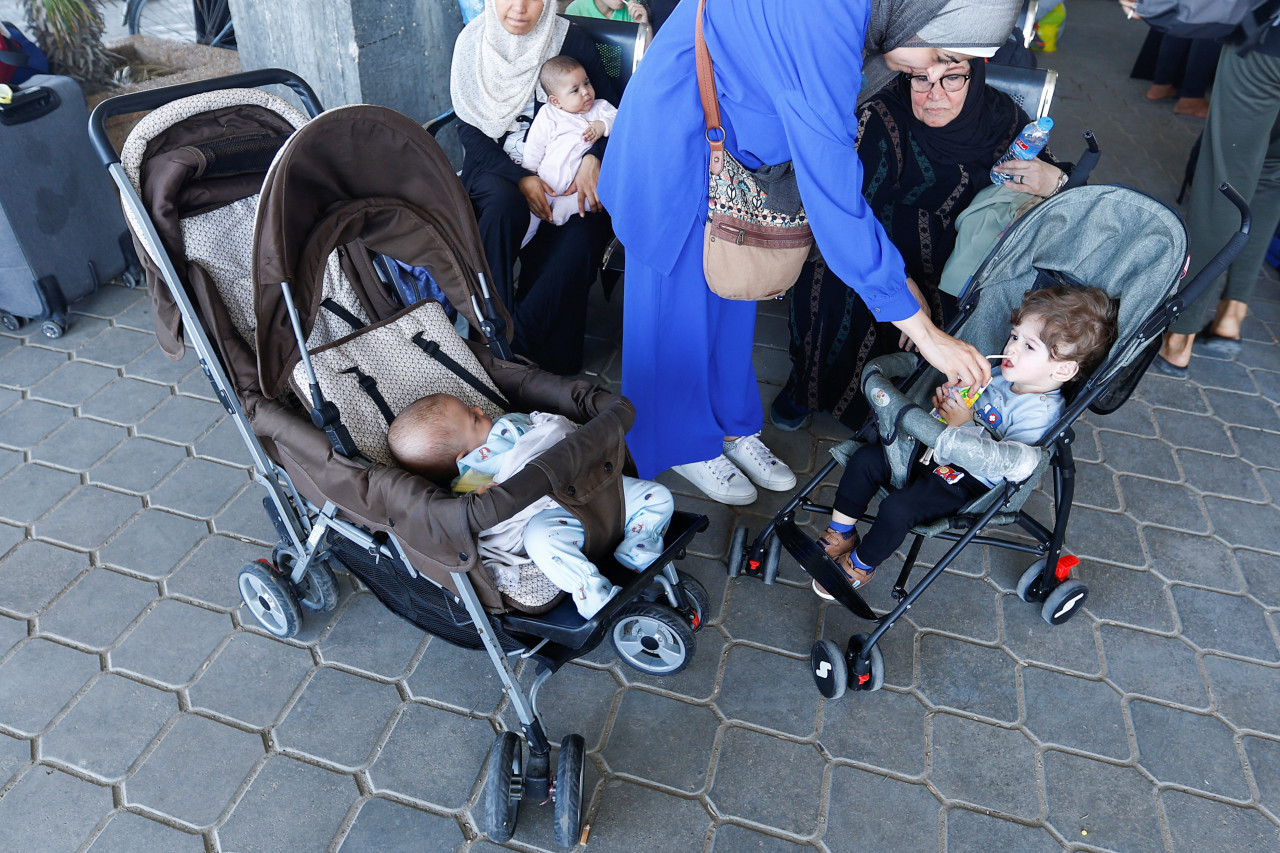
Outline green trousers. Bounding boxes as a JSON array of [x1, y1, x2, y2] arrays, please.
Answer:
[[1174, 46, 1280, 335]]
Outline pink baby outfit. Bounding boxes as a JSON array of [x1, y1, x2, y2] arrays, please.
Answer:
[[523, 98, 618, 228]]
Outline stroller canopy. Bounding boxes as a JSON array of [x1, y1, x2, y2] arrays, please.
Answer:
[[253, 104, 506, 398]]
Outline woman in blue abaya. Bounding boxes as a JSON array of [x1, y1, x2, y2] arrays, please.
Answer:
[[597, 0, 1021, 506]]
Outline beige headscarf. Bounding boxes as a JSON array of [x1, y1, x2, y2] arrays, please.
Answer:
[[450, 0, 570, 140]]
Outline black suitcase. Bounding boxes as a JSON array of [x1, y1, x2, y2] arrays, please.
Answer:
[[0, 73, 138, 338]]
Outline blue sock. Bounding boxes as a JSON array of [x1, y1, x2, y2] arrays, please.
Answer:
[[850, 549, 875, 572], [829, 520, 854, 535]]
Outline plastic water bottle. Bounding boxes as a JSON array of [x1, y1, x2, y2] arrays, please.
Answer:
[[990, 117, 1054, 185]]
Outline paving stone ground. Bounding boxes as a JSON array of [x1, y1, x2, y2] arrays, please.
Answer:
[[2, 1, 1280, 851]]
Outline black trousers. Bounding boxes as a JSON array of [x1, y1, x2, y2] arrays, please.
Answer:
[[467, 170, 605, 375], [834, 444, 987, 568]]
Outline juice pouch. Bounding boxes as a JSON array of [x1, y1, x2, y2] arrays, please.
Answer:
[[931, 384, 986, 424]]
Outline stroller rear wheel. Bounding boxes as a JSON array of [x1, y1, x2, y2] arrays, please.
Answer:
[[847, 633, 885, 693], [1041, 580, 1089, 625], [272, 544, 340, 613], [237, 559, 302, 638], [610, 602, 695, 675], [726, 525, 748, 577], [485, 731, 523, 843], [1016, 559, 1050, 603], [553, 734, 585, 848]]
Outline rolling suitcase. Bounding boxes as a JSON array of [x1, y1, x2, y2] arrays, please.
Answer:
[[0, 73, 138, 338]]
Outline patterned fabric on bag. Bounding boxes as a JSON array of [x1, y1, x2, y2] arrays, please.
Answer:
[[290, 301, 505, 466], [707, 155, 810, 230]]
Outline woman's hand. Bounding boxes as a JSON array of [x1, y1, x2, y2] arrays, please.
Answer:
[[564, 153, 602, 216], [518, 174, 555, 221], [894, 309, 992, 389], [627, 1, 649, 24], [993, 159, 1065, 198], [898, 276, 930, 351]]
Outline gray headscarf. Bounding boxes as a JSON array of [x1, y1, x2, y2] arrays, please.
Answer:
[[861, 0, 1022, 101]]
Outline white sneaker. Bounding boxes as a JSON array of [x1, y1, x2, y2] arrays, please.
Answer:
[[672, 454, 758, 506], [723, 433, 797, 491]]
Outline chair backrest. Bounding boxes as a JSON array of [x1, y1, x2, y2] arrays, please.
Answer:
[[985, 64, 1056, 119], [564, 15, 651, 92]]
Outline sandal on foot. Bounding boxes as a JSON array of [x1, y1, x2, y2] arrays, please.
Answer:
[[1194, 331, 1243, 357], [1149, 354, 1189, 378]]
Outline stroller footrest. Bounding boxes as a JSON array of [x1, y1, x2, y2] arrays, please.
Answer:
[[773, 517, 879, 622]]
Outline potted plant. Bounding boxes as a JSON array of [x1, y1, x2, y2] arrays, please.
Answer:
[[20, 0, 115, 92]]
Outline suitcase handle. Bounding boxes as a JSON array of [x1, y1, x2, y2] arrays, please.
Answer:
[[88, 67, 324, 166], [0, 84, 58, 126]]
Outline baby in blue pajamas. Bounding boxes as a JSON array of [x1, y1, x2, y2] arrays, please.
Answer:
[[388, 393, 673, 618]]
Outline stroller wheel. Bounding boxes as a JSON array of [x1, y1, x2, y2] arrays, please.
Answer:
[[848, 633, 885, 693], [272, 544, 340, 613], [677, 572, 711, 631], [762, 534, 782, 584], [610, 602, 695, 675], [0, 311, 20, 332], [484, 731, 523, 843], [237, 559, 302, 638], [1041, 580, 1089, 626], [726, 525, 748, 577], [553, 734, 585, 849], [1016, 559, 1050, 603], [811, 639, 848, 700]]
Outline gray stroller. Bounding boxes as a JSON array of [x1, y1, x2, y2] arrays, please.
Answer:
[[728, 181, 1251, 698]]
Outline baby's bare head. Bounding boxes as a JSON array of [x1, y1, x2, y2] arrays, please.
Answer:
[[388, 393, 490, 481], [539, 54, 585, 99]]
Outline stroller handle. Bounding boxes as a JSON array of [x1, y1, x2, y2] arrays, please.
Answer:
[[1175, 182, 1251, 310], [88, 68, 324, 167]]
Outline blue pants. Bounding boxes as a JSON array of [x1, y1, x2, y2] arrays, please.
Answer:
[[524, 477, 674, 618]]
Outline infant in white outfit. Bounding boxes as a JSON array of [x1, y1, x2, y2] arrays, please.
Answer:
[[520, 55, 618, 245]]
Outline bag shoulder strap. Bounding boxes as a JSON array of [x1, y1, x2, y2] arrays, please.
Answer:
[[694, 0, 725, 176]]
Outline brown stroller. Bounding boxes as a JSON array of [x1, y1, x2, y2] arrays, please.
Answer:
[[89, 69, 708, 848]]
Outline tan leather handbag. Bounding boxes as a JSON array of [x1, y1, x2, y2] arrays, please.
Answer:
[[696, 0, 813, 300]]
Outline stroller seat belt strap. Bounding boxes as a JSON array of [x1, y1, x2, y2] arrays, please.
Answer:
[[411, 332, 511, 412], [340, 365, 396, 425]]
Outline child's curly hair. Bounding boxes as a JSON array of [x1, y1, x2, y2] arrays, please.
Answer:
[[1011, 285, 1118, 379]]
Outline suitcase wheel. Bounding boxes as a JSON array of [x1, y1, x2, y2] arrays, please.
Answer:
[[40, 320, 64, 339], [0, 311, 20, 333]]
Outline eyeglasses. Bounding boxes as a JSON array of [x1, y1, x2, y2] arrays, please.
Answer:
[[904, 73, 972, 93]]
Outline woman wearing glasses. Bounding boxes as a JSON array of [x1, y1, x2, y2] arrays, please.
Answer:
[[771, 58, 1070, 433]]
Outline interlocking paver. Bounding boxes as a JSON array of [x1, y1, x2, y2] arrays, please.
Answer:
[[902, 572, 1001, 643], [28, 360, 119, 407], [338, 796, 467, 853], [603, 690, 717, 792], [1237, 548, 1280, 608], [709, 727, 825, 836], [717, 645, 819, 737], [1203, 495, 1280, 555], [1173, 586, 1278, 661], [710, 824, 812, 852], [276, 666, 401, 769], [0, 399, 74, 452], [84, 811, 205, 853], [1096, 429, 1180, 480], [1098, 624, 1208, 708], [820, 688, 927, 777], [0, 447, 19, 481], [0, 765, 113, 852], [1204, 387, 1280, 432], [319, 591, 426, 679], [919, 636, 1019, 723], [1119, 476, 1209, 533], [826, 766, 940, 850], [41, 673, 176, 781], [35, 485, 142, 551], [722, 577, 823, 656], [0, 539, 86, 618], [508, 661, 618, 752], [1230, 425, 1280, 471], [581, 779, 711, 853], [1202, 655, 1280, 734], [212, 486, 281, 544], [72, 326, 158, 368], [98, 508, 208, 579], [89, 437, 187, 494], [944, 808, 1061, 853], [148, 457, 249, 518], [126, 712, 264, 828], [166, 533, 265, 611], [1144, 526, 1242, 591], [1155, 408, 1237, 455], [123, 344, 199, 384], [38, 567, 157, 650], [110, 599, 232, 688], [136, 394, 224, 445], [1177, 448, 1268, 501], [218, 754, 358, 853], [0, 612, 25, 659], [368, 702, 494, 809], [1131, 700, 1250, 799], [0, 345, 68, 389], [191, 415, 254, 465], [0, 638, 98, 735], [1022, 666, 1129, 759], [29, 417, 127, 471], [1079, 563, 1176, 631], [188, 631, 313, 728], [1243, 736, 1280, 818], [1191, 357, 1259, 395], [0, 731, 30, 789], [1073, 459, 1122, 511], [79, 376, 171, 424], [1043, 750, 1164, 852], [928, 714, 1039, 819], [1162, 790, 1280, 853]]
